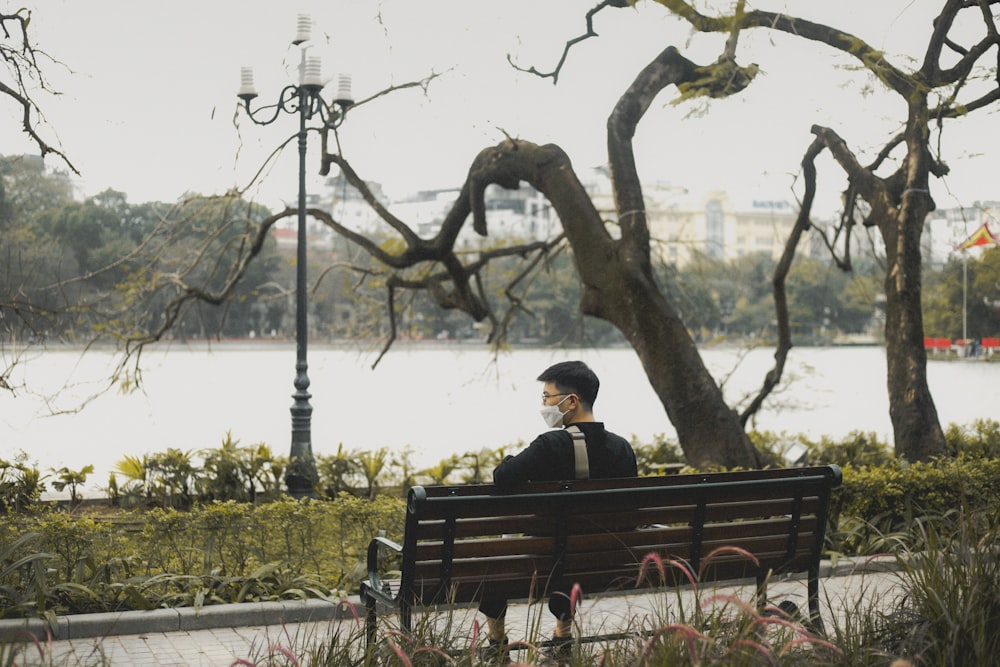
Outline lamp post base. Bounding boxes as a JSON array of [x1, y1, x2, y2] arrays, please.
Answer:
[[286, 385, 319, 499], [285, 466, 319, 499]]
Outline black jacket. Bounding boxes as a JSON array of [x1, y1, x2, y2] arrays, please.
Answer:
[[493, 421, 637, 487]]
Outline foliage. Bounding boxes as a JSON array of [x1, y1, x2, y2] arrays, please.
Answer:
[[0, 159, 286, 354], [828, 455, 1000, 556], [48, 465, 93, 509], [5, 424, 1000, 624], [111, 454, 149, 505], [197, 432, 283, 504], [145, 449, 196, 509], [633, 433, 686, 475], [944, 418, 1000, 458], [316, 444, 361, 498], [110, 434, 286, 508], [4, 157, 976, 371], [355, 448, 390, 501], [0, 495, 404, 618], [2, 508, 994, 667], [0, 453, 46, 514], [1, 155, 897, 358], [0, 531, 54, 620], [877, 509, 1000, 665], [797, 431, 893, 468]]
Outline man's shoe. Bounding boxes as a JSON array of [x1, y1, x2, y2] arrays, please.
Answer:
[[479, 637, 509, 664], [539, 635, 572, 665]]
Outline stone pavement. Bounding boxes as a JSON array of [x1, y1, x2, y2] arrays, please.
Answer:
[[0, 558, 905, 666]]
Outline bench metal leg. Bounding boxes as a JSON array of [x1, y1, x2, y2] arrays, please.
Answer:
[[363, 588, 377, 650], [807, 572, 826, 636], [755, 575, 767, 613], [400, 600, 412, 634]]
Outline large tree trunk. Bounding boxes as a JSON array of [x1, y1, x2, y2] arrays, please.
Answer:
[[878, 103, 948, 462], [588, 250, 762, 470], [488, 140, 760, 469], [598, 46, 761, 468], [882, 237, 948, 461]]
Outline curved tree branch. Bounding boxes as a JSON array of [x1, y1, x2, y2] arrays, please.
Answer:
[[810, 124, 888, 203], [741, 137, 824, 426], [608, 46, 699, 261], [649, 0, 937, 97]]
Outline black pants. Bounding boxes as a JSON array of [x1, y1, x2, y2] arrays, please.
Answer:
[[479, 590, 572, 621]]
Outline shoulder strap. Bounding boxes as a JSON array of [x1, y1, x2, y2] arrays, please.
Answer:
[[566, 425, 590, 480]]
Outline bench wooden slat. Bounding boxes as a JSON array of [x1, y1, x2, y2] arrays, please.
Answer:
[[412, 515, 821, 563], [407, 544, 812, 591], [411, 496, 824, 541]]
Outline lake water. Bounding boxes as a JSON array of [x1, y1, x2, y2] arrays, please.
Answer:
[[2, 342, 995, 497]]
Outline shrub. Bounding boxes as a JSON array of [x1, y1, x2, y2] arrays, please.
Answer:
[[0, 495, 405, 617], [944, 418, 1000, 458], [798, 431, 893, 468], [633, 433, 685, 475], [0, 454, 45, 513], [827, 456, 1000, 555]]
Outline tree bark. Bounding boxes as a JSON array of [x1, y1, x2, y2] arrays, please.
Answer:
[[810, 113, 948, 462], [879, 101, 948, 461], [469, 138, 759, 469]]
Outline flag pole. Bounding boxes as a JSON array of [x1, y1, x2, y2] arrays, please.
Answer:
[[963, 252, 968, 344]]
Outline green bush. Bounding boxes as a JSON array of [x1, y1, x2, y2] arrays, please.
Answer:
[[799, 430, 893, 468], [0, 454, 45, 514], [835, 456, 1000, 524], [5, 422, 1000, 623], [945, 418, 1000, 457], [633, 433, 685, 475], [827, 455, 1000, 556], [0, 494, 404, 618]]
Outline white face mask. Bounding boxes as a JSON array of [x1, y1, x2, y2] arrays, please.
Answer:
[[539, 394, 571, 429]]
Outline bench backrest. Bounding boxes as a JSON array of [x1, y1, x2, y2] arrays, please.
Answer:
[[399, 465, 842, 607]]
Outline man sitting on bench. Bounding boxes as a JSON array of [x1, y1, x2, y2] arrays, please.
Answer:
[[479, 360, 638, 658]]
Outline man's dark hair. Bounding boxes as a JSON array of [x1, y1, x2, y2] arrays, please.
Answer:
[[537, 361, 600, 411]]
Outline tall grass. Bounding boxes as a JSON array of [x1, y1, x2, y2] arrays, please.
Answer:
[[0, 540, 981, 667], [877, 509, 1000, 666]]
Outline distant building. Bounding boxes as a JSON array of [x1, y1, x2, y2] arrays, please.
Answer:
[[319, 176, 556, 248], [479, 185, 556, 242], [586, 169, 801, 267], [310, 169, 844, 267], [389, 188, 462, 239]]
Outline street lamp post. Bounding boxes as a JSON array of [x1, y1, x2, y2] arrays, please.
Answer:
[[237, 15, 353, 498]]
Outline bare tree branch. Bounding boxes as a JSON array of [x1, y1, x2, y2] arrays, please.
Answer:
[[741, 137, 824, 426], [506, 0, 626, 84], [1, 12, 78, 173]]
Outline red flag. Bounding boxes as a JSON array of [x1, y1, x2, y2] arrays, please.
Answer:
[[955, 222, 1000, 250]]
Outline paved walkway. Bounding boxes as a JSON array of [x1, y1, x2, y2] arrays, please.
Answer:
[[1, 559, 905, 666]]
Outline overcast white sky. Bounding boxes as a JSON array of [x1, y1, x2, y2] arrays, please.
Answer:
[[4, 1, 999, 216]]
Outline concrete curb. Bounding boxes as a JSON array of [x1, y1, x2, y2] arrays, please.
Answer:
[[822, 555, 901, 578], [0, 596, 363, 641]]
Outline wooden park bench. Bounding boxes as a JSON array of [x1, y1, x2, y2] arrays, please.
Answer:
[[360, 464, 843, 650]]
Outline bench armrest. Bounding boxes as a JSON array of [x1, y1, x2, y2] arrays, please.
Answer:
[[365, 535, 403, 600]]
